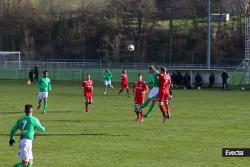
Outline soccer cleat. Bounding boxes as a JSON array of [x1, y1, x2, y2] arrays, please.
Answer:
[[104, 92, 107, 95], [37, 104, 41, 112], [42, 111, 46, 114], [166, 111, 170, 119], [143, 114, 148, 118], [140, 119, 144, 123], [162, 116, 168, 123]]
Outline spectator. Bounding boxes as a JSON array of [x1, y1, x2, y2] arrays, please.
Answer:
[[176, 72, 183, 88], [194, 72, 203, 90], [183, 72, 191, 89], [209, 73, 215, 88], [29, 69, 34, 82], [34, 64, 39, 81], [221, 70, 229, 91], [171, 72, 177, 88]]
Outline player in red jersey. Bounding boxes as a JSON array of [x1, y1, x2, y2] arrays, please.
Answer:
[[81, 74, 94, 112], [133, 73, 149, 123], [150, 66, 172, 123], [118, 69, 130, 96]]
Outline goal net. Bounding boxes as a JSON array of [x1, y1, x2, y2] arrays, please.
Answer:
[[0, 51, 21, 69]]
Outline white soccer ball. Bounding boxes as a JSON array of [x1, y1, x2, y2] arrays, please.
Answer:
[[127, 44, 135, 52]]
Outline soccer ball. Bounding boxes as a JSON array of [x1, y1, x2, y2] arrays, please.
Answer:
[[127, 44, 135, 52], [27, 80, 31, 85]]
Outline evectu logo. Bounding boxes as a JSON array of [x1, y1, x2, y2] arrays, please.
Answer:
[[222, 148, 250, 157]]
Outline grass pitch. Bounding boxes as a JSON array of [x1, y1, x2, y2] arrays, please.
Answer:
[[0, 80, 250, 167]]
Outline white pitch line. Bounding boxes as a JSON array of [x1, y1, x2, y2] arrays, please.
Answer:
[[0, 113, 22, 118], [0, 107, 88, 118]]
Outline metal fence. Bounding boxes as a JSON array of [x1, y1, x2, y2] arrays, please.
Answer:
[[0, 60, 243, 87]]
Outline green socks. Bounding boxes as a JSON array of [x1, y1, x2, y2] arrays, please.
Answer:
[[12, 162, 32, 167], [139, 99, 151, 110], [12, 163, 22, 167], [27, 163, 33, 167], [43, 99, 48, 112], [144, 102, 156, 117], [136, 99, 152, 113]]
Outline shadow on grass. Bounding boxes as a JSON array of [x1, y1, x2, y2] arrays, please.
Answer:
[[46, 119, 129, 123], [0, 111, 21, 114], [0, 133, 129, 137]]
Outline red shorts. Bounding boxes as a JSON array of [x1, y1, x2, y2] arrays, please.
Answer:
[[121, 82, 129, 88], [134, 94, 145, 105], [158, 89, 169, 103], [84, 91, 93, 101]]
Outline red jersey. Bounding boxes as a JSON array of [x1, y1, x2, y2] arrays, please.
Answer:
[[157, 72, 171, 90], [81, 80, 94, 93], [121, 74, 128, 84], [133, 80, 148, 96], [133, 80, 148, 104]]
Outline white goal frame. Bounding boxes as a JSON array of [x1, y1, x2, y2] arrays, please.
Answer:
[[0, 51, 21, 70]]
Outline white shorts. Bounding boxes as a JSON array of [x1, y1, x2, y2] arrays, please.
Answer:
[[38, 92, 48, 100], [19, 139, 33, 161], [104, 80, 112, 86], [148, 87, 159, 100]]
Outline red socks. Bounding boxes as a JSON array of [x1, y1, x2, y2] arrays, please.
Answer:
[[165, 104, 169, 112], [85, 103, 88, 112], [159, 105, 166, 116], [126, 88, 130, 95]]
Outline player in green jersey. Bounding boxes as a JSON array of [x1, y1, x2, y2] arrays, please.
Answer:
[[136, 66, 159, 117], [37, 70, 51, 114], [103, 68, 114, 94], [9, 104, 46, 167]]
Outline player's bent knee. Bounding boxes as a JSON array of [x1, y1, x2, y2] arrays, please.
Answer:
[[159, 102, 164, 106]]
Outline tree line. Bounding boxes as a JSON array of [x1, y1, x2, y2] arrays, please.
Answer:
[[0, 0, 246, 65]]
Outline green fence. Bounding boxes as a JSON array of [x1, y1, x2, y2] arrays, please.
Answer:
[[0, 68, 150, 83], [0, 66, 248, 87]]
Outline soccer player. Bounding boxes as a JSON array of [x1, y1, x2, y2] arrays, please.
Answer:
[[9, 104, 46, 167], [37, 70, 52, 114], [136, 66, 159, 118], [118, 69, 130, 96], [133, 73, 149, 123], [103, 68, 114, 94], [151, 66, 172, 123], [81, 74, 94, 112]]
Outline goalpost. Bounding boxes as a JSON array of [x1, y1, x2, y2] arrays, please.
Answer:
[[0, 51, 21, 70]]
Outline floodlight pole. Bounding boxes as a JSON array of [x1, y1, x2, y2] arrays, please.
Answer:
[[207, 0, 211, 69], [18, 52, 21, 70]]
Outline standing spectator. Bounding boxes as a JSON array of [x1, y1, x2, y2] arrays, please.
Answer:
[[221, 70, 229, 91], [34, 64, 39, 81], [183, 72, 191, 89], [194, 72, 203, 90], [209, 73, 215, 88], [176, 72, 183, 88], [171, 73, 177, 88], [29, 69, 34, 82]]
